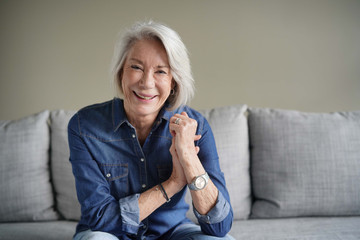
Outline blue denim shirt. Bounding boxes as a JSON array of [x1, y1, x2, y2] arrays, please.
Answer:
[[68, 98, 233, 239]]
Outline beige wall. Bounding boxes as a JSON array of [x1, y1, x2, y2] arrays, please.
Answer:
[[1, 0, 360, 120]]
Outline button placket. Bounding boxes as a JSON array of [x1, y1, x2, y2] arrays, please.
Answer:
[[131, 128, 148, 192]]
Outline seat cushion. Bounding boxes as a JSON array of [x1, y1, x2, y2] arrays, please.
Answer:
[[230, 217, 360, 240], [50, 110, 80, 220], [0, 111, 58, 222], [186, 104, 251, 221], [0, 221, 77, 240], [249, 108, 360, 218]]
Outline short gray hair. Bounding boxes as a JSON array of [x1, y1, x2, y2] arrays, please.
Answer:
[[110, 21, 194, 110]]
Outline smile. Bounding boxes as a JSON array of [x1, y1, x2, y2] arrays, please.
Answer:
[[134, 91, 157, 100]]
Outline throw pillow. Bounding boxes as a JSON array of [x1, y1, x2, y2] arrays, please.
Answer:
[[50, 110, 80, 220], [0, 111, 58, 222], [249, 108, 360, 218]]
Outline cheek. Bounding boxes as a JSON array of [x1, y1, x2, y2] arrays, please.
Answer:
[[121, 77, 132, 98], [159, 85, 171, 98], [158, 78, 173, 94], [121, 71, 133, 90]]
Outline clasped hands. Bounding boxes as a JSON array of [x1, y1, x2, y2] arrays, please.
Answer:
[[168, 112, 201, 192]]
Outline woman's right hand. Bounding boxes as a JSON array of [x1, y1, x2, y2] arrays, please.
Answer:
[[169, 137, 187, 191], [168, 135, 201, 193]]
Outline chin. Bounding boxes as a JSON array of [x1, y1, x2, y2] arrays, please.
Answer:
[[133, 105, 160, 117]]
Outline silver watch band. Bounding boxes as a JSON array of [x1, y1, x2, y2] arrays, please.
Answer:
[[188, 172, 209, 191]]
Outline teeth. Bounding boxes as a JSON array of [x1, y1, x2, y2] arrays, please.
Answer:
[[136, 92, 154, 100], [140, 95, 153, 100]]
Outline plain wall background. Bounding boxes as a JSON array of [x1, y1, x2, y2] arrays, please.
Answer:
[[1, 0, 360, 120]]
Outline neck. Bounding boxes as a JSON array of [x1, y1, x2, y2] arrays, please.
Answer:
[[124, 106, 158, 145]]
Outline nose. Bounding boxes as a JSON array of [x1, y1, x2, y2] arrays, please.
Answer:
[[140, 70, 155, 89]]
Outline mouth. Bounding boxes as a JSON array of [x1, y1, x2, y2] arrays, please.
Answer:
[[133, 91, 157, 100]]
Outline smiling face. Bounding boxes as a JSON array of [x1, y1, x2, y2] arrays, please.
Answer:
[[120, 38, 173, 122]]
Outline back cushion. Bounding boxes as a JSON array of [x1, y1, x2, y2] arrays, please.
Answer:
[[185, 104, 251, 221], [50, 110, 80, 220], [249, 108, 360, 218], [0, 111, 58, 222]]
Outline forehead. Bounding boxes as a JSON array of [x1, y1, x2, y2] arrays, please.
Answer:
[[126, 38, 169, 65]]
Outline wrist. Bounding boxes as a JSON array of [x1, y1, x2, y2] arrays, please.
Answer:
[[163, 178, 185, 197], [177, 146, 197, 160], [157, 183, 171, 202]]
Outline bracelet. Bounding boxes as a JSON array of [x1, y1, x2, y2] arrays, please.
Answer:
[[158, 183, 171, 203]]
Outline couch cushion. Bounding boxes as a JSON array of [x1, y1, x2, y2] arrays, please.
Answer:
[[185, 104, 251, 221], [249, 108, 360, 218], [0, 111, 58, 222], [230, 217, 360, 240], [0, 221, 77, 240], [50, 110, 80, 220]]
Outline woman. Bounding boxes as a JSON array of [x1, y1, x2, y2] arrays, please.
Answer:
[[68, 21, 234, 240]]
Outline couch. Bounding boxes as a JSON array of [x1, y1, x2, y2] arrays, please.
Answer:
[[1, 103, 359, 240]]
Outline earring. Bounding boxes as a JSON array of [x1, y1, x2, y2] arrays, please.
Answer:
[[170, 89, 175, 95]]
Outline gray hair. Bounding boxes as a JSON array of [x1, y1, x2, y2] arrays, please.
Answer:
[[110, 21, 195, 110]]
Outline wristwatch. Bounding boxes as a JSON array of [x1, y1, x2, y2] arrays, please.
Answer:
[[188, 172, 209, 191]]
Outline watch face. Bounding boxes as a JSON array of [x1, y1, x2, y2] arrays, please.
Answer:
[[195, 176, 206, 189]]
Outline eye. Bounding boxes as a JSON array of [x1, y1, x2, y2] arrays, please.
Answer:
[[156, 70, 167, 74], [131, 65, 143, 71]]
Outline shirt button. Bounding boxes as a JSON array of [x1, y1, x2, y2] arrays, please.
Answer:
[[106, 173, 111, 178], [132, 134, 136, 138], [142, 184, 146, 188], [140, 158, 144, 162], [143, 225, 146, 229]]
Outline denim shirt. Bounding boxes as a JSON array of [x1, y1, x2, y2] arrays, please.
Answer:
[[68, 98, 233, 239]]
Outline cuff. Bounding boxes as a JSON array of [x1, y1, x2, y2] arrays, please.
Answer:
[[193, 191, 230, 224], [119, 194, 143, 234]]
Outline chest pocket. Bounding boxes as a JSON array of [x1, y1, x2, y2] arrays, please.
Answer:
[[157, 164, 172, 183], [100, 163, 129, 199]]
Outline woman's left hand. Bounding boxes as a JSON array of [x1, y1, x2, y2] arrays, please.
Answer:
[[168, 122, 201, 193], [170, 112, 219, 215], [169, 112, 199, 160]]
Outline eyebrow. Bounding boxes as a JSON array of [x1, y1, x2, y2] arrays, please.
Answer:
[[129, 58, 170, 69]]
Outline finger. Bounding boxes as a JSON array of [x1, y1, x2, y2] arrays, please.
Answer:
[[169, 122, 181, 134], [181, 111, 189, 117], [194, 134, 201, 141], [195, 146, 200, 154], [169, 137, 177, 156], [171, 114, 185, 122], [170, 129, 176, 137]]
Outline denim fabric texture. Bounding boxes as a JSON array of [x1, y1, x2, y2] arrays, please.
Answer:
[[68, 98, 233, 239]]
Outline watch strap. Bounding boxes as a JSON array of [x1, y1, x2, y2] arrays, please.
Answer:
[[188, 172, 209, 191]]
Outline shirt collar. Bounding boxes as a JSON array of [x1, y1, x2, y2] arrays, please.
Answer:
[[112, 98, 183, 132], [112, 98, 128, 131]]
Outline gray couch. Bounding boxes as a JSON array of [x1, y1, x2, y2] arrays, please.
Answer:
[[1, 104, 359, 240]]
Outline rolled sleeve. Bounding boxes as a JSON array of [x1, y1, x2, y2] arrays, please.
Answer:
[[119, 194, 143, 234], [193, 191, 230, 224]]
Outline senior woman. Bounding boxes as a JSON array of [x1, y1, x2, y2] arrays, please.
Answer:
[[68, 21, 234, 240]]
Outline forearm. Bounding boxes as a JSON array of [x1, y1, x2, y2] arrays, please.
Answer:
[[180, 153, 219, 215], [190, 181, 218, 215], [138, 179, 181, 221]]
